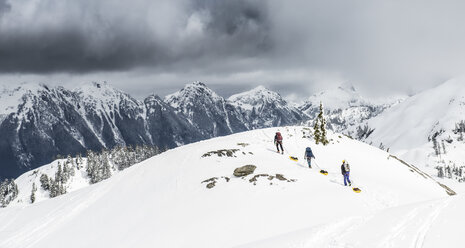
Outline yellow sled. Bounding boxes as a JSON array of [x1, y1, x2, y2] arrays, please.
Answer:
[[352, 187, 362, 193], [319, 170, 328, 175], [289, 156, 298, 161]]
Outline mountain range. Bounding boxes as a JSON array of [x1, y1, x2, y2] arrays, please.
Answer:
[[0, 82, 312, 179], [2, 79, 463, 182]]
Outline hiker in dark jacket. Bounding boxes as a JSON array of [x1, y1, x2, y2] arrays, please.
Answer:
[[274, 132, 284, 154], [341, 160, 351, 186], [304, 147, 315, 168]]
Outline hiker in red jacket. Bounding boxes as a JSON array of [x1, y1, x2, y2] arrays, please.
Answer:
[[274, 132, 284, 154]]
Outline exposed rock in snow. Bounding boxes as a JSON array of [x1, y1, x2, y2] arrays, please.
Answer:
[[233, 164, 257, 177]]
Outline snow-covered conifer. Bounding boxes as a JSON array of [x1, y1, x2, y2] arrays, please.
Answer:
[[313, 118, 321, 144], [40, 174, 50, 190], [30, 182, 37, 203]]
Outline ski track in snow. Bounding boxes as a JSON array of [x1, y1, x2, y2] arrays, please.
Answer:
[[411, 198, 451, 248], [343, 197, 452, 248], [238, 197, 453, 248]]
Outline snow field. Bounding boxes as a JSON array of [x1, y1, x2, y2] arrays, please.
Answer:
[[0, 126, 455, 248]]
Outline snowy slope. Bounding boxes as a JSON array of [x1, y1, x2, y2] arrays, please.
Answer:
[[238, 195, 463, 248], [9, 158, 90, 206], [0, 126, 454, 248], [363, 78, 465, 178]]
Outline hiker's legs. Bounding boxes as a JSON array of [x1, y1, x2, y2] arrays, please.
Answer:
[[307, 158, 312, 168], [276, 142, 283, 152], [344, 172, 351, 186], [276, 142, 280, 152]]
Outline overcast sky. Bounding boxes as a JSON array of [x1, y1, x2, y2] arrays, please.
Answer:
[[1, 0, 465, 100]]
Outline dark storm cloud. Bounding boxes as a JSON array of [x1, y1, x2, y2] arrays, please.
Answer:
[[2, 0, 465, 98], [0, 29, 158, 73], [191, 0, 270, 52], [0, 0, 271, 73]]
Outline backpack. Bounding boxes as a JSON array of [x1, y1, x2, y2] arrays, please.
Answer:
[[305, 147, 313, 157], [276, 132, 283, 142], [344, 163, 350, 172]]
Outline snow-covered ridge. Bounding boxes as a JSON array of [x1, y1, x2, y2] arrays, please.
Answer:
[[299, 84, 403, 134], [306, 84, 368, 110], [0, 126, 455, 248], [228, 85, 285, 111], [227, 85, 305, 128], [361, 78, 465, 181], [164, 81, 223, 109]]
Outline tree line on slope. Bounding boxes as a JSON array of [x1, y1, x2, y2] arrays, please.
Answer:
[[433, 120, 465, 182], [0, 144, 161, 207], [39, 145, 161, 199], [436, 163, 465, 183]]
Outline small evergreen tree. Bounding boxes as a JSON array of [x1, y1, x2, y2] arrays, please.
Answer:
[[56, 162, 63, 184], [30, 182, 37, 203], [320, 106, 329, 145], [313, 102, 329, 145], [0, 179, 19, 207], [313, 118, 321, 144], [40, 174, 50, 190], [49, 178, 58, 198]]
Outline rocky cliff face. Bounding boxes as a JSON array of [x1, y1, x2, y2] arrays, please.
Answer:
[[165, 82, 250, 137], [0, 83, 202, 179]]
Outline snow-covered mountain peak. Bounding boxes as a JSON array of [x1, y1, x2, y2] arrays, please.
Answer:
[[308, 84, 367, 110], [75, 82, 134, 104], [0, 83, 59, 121], [73, 82, 143, 119], [227, 86, 305, 128], [228, 85, 285, 111], [165, 81, 222, 105]]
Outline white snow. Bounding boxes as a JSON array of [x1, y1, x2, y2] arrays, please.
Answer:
[[0, 126, 458, 248], [228, 85, 284, 111], [363, 78, 465, 176], [0, 83, 45, 125], [307, 84, 367, 110]]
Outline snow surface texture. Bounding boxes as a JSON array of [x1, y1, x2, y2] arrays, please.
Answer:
[[0, 126, 457, 248], [361, 78, 465, 179]]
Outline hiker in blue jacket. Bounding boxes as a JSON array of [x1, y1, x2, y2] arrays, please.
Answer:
[[341, 160, 352, 186], [304, 147, 315, 168]]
